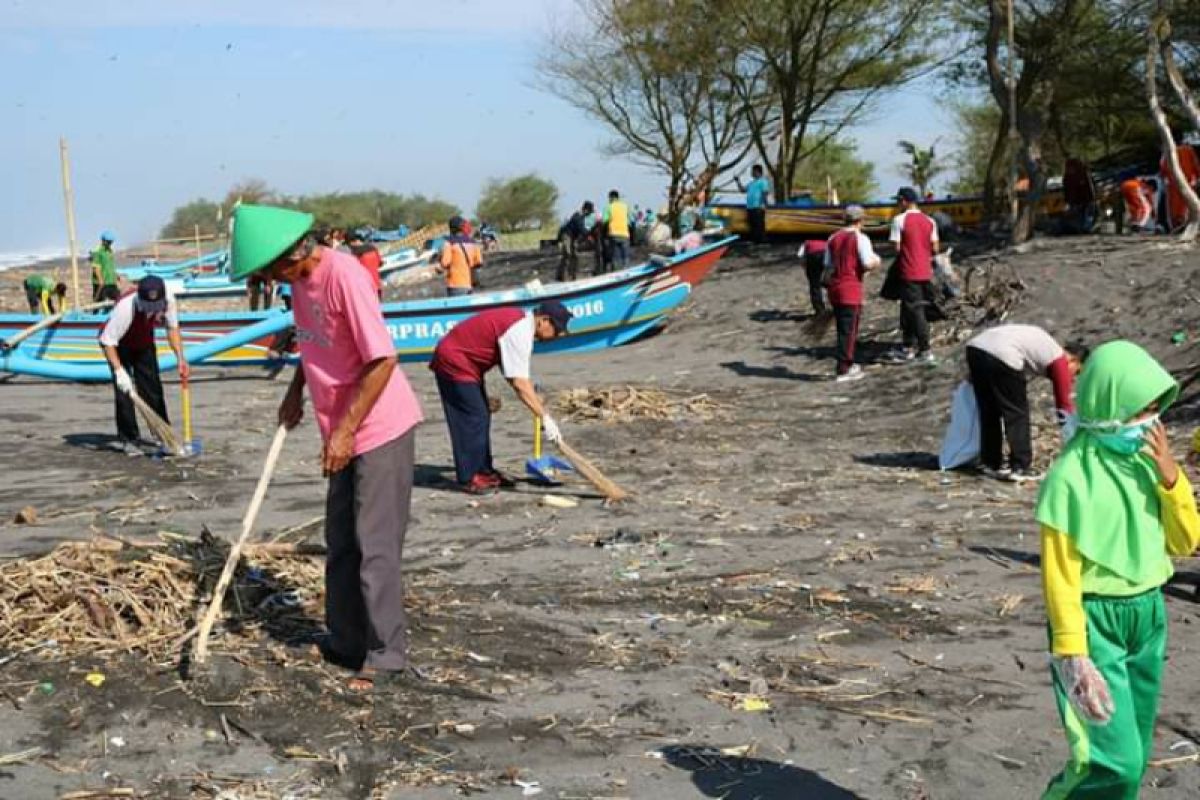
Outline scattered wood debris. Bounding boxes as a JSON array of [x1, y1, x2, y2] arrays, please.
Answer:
[[555, 385, 730, 423]]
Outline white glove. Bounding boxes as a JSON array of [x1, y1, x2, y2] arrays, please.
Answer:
[[114, 368, 134, 395], [541, 414, 562, 444], [1051, 655, 1114, 725]]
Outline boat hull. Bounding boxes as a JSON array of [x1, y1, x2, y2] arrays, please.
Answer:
[[708, 193, 1068, 238], [0, 240, 731, 382]]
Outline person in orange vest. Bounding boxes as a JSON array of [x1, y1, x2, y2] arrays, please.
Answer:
[[1120, 178, 1156, 233], [1159, 136, 1200, 230], [436, 216, 484, 296]]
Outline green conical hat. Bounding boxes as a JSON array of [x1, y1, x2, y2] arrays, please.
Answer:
[[229, 205, 314, 279]]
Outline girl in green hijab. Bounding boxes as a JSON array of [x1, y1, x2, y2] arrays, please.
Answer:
[[1038, 340, 1200, 798]]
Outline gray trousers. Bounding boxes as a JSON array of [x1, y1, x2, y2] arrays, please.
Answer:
[[324, 430, 414, 671]]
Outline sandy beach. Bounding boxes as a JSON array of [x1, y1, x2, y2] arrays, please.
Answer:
[[1, 235, 1199, 799]]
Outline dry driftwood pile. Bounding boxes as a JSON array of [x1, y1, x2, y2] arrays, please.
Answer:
[[555, 385, 729, 424], [0, 535, 323, 662]]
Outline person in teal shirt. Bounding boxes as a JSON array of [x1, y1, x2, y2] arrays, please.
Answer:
[[745, 165, 771, 244]]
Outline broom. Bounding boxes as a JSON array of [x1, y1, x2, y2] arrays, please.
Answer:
[[192, 425, 289, 666], [130, 389, 183, 454], [555, 438, 629, 501]]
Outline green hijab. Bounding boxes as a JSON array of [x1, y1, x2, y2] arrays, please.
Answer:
[[1035, 340, 1179, 583]]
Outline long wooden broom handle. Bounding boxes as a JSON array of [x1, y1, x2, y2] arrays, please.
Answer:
[[192, 425, 289, 665]]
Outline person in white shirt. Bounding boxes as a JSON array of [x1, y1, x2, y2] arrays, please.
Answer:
[[97, 275, 189, 454]]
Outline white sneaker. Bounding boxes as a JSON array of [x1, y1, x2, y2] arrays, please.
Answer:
[[918, 350, 937, 365], [835, 365, 865, 383], [884, 348, 915, 363]]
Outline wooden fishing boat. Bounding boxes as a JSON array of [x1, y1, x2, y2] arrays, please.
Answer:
[[707, 191, 1068, 238], [156, 248, 433, 299], [0, 237, 734, 382]]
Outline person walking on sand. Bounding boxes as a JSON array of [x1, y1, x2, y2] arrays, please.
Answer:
[[23, 275, 67, 315], [824, 205, 881, 383], [557, 201, 594, 282], [230, 204, 425, 692], [90, 231, 120, 304], [966, 325, 1087, 483], [886, 187, 939, 365], [1038, 340, 1200, 798], [745, 164, 771, 244], [603, 190, 631, 271], [429, 302, 573, 495], [98, 276, 189, 455], [436, 215, 483, 297], [797, 239, 828, 316]]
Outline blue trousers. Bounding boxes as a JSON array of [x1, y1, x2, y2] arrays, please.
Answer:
[[435, 375, 494, 484]]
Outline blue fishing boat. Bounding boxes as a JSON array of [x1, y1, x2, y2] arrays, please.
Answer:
[[121, 250, 228, 280], [0, 238, 734, 382]]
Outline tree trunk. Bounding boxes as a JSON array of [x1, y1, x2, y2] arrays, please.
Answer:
[[983, 0, 1015, 227], [1158, 13, 1200, 138], [1147, 11, 1200, 242], [1012, 83, 1052, 244]]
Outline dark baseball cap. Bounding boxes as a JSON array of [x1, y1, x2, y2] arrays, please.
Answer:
[[896, 187, 919, 202], [535, 300, 573, 335], [136, 275, 168, 314]]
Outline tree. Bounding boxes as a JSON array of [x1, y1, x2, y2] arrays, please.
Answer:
[[791, 138, 877, 202], [948, 101, 1002, 195], [221, 178, 277, 219], [476, 174, 560, 232], [723, 0, 944, 198], [160, 199, 221, 240], [897, 139, 947, 196], [949, 0, 1150, 237], [540, 0, 751, 232], [1149, 0, 1200, 240]]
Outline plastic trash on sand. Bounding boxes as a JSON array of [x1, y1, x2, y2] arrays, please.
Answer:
[[84, 672, 106, 688], [939, 381, 980, 470], [740, 695, 771, 712]]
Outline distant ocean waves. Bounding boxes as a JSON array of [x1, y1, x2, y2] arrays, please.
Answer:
[[0, 249, 70, 272]]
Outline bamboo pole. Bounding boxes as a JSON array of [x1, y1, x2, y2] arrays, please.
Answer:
[[0, 300, 113, 352], [59, 138, 83, 310], [191, 425, 289, 666], [194, 224, 202, 264]]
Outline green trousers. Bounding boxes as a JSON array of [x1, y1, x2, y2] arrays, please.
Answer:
[[1043, 589, 1167, 799]]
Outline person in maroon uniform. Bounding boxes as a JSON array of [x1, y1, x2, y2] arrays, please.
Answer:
[[887, 186, 940, 364], [430, 301, 573, 494], [823, 206, 881, 382], [98, 275, 190, 455], [797, 238, 828, 315]]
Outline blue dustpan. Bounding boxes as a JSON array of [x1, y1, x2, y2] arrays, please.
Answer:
[[525, 417, 573, 484]]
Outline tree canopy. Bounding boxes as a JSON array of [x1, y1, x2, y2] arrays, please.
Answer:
[[476, 174, 560, 232], [160, 182, 459, 239]]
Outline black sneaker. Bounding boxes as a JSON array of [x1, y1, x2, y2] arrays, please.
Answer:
[[1007, 468, 1043, 483]]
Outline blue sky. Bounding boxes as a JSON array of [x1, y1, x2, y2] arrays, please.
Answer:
[[1, 0, 952, 252]]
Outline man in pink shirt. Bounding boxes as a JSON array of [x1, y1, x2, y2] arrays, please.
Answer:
[[230, 204, 424, 691], [887, 187, 939, 364]]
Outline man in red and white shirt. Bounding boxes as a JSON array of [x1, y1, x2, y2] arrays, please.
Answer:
[[823, 206, 881, 382], [430, 302, 572, 494], [98, 275, 189, 454], [888, 187, 939, 363]]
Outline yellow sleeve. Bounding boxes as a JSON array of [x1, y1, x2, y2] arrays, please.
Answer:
[[39, 292, 50, 316], [1161, 471, 1200, 557], [1041, 524, 1087, 656]]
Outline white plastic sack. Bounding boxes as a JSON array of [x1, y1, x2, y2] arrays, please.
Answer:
[[939, 381, 981, 470]]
